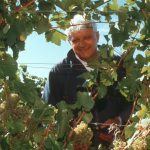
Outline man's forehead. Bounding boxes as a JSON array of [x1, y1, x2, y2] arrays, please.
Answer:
[[70, 29, 96, 37], [65, 14, 97, 37]]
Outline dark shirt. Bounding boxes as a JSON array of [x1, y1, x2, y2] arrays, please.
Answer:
[[42, 49, 132, 146]]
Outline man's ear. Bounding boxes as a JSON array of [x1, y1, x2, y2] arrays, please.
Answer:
[[96, 32, 100, 42]]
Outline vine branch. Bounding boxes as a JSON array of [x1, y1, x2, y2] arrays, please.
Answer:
[[15, 0, 35, 12]]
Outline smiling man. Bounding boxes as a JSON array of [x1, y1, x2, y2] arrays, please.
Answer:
[[42, 14, 132, 148], [43, 14, 99, 104]]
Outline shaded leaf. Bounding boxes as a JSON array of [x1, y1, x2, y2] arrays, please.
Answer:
[[97, 83, 107, 98], [45, 135, 62, 150], [0, 137, 10, 150], [6, 119, 25, 134], [35, 17, 50, 34], [45, 30, 66, 45], [0, 54, 17, 79], [82, 112, 93, 124], [110, 26, 129, 47], [77, 92, 94, 111], [56, 101, 72, 139]]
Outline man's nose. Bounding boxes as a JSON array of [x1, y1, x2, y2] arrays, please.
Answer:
[[78, 39, 85, 47]]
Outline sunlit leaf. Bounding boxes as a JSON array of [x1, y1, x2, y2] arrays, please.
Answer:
[[124, 123, 136, 139], [136, 104, 148, 119], [109, 0, 119, 11]]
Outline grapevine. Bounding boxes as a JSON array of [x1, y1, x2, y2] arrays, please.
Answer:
[[0, 0, 150, 149]]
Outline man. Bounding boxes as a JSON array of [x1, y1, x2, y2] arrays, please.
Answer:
[[42, 14, 132, 148]]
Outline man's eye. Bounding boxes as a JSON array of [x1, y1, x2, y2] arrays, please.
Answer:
[[72, 39, 79, 43], [85, 36, 92, 40]]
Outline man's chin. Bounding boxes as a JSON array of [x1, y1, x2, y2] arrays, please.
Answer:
[[79, 55, 91, 61]]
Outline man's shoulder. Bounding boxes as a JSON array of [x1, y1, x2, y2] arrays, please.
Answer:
[[50, 59, 68, 74], [50, 50, 74, 74]]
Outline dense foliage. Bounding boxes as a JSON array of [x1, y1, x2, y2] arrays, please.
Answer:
[[0, 0, 149, 149]]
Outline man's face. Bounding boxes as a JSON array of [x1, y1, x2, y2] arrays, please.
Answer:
[[69, 29, 99, 61]]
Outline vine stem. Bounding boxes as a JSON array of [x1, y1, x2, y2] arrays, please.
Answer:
[[3, 51, 9, 101], [4, 80, 8, 101], [141, 9, 149, 20], [64, 92, 98, 148], [117, 47, 132, 69], [143, 79, 150, 105], [37, 107, 55, 150], [38, 122, 54, 150], [125, 125, 150, 149], [121, 95, 139, 136], [15, 0, 35, 12]]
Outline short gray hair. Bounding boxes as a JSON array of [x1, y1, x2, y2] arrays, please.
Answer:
[[65, 14, 97, 37]]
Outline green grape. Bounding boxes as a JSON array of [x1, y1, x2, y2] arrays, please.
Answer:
[[72, 121, 93, 146], [112, 138, 126, 150], [132, 137, 147, 150]]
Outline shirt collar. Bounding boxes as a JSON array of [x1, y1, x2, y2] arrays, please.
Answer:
[[74, 53, 94, 72]]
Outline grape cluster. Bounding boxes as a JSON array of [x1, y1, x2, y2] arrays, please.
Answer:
[[111, 138, 126, 150], [72, 121, 93, 146], [132, 137, 147, 150]]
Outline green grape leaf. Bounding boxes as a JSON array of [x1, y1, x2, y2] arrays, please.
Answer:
[[97, 83, 107, 98], [111, 69, 117, 81], [136, 104, 148, 119], [35, 17, 50, 34], [146, 135, 150, 149], [78, 72, 94, 80], [11, 140, 33, 150], [145, 50, 150, 57], [82, 112, 93, 124], [136, 54, 146, 66], [77, 91, 95, 111], [0, 54, 17, 79], [38, 1, 54, 12], [33, 129, 44, 143], [141, 66, 150, 74], [0, 137, 10, 150], [92, 0, 105, 9], [104, 35, 110, 43], [127, 0, 135, 5], [45, 135, 62, 150], [110, 26, 129, 47], [56, 101, 72, 139], [6, 119, 25, 134], [45, 30, 66, 45], [6, 28, 17, 46], [101, 78, 113, 86], [118, 8, 128, 28], [109, 0, 119, 11], [124, 123, 136, 139], [12, 79, 40, 105]]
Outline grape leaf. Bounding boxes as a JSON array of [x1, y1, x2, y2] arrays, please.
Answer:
[[136, 104, 148, 119], [45, 30, 66, 45], [77, 91, 95, 111], [56, 101, 72, 139], [124, 123, 136, 139]]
